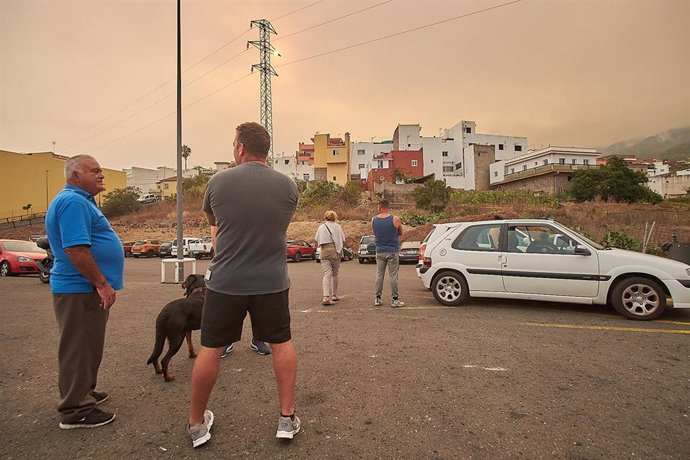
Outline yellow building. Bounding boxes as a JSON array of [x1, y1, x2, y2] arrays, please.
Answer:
[[0, 150, 127, 219], [157, 176, 178, 199], [313, 132, 350, 185]]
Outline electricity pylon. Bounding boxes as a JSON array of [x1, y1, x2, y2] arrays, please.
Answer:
[[248, 19, 279, 166]]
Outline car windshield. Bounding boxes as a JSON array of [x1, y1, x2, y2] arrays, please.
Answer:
[[361, 236, 375, 244], [556, 222, 605, 250], [3, 241, 45, 253], [134, 240, 146, 245]]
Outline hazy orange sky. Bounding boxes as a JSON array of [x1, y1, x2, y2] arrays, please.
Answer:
[[1, 0, 688, 171]]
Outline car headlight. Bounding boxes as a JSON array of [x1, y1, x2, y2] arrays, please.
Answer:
[[18, 256, 33, 262]]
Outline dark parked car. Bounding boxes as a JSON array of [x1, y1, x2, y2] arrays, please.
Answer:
[[399, 241, 421, 264], [158, 241, 173, 258]]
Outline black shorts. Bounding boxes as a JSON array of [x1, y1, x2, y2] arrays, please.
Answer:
[[200, 288, 291, 348]]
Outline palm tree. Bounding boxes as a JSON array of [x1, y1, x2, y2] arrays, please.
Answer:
[[181, 145, 191, 171]]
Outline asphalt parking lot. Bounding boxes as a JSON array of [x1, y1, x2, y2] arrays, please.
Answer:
[[1, 257, 689, 459]]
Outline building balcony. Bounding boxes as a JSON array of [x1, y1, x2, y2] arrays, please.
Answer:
[[501, 163, 597, 183]]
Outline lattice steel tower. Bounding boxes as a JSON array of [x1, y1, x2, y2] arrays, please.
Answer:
[[248, 19, 278, 165]]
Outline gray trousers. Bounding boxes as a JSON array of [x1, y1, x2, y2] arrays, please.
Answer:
[[375, 252, 400, 299], [53, 292, 109, 422], [321, 258, 340, 297]]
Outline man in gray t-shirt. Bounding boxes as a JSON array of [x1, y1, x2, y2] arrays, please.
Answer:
[[187, 122, 301, 447]]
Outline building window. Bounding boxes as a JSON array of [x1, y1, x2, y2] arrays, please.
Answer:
[[456, 162, 462, 170], [358, 163, 365, 169], [332, 150, 338, 156], [571, 159, 576, 165], [377, 161, 384, 168], [494, 171, 498, 177], [411, 160, 418, 167], [284, 159, 290, 165], [357, 149, 365, 155], [510, 168, 515, 174], [443, 166, 454, 172], [164, 183, 169, 190], [332, 176, 336, 181], [523, 165, 527, 171], [499, 144, 504, 150], [515, 145, 522, 152], [559, 158, 566, 164], [303, 173, 310, 181], [583, 159, 590, 165], [534, 162, 538, 166], [465, 127, 472, 134], [442, 151, 448, 157], [543, 159, 548, 165]]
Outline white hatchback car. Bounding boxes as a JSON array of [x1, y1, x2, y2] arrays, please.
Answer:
[[419, 219, 690, 320]]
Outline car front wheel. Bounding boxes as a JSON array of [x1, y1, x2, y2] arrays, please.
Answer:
[[293, 252, 301, 263], [611, 277, 667, 320], [431, 270, 469, 306], [0, 260, 11, 276]]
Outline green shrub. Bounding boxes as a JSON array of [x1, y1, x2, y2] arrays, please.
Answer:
[[450, 189, 558, 206], [101, 187, 141, 218], [399, 212, 449, 227], [413, 180, 451, 212], [602, 231, 642, 252]]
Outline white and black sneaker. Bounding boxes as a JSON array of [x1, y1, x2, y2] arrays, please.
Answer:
[[187, 409, 214, 448], [391, 298, 405, 308], [374, 297, 382, 307], [220, 343, 235, 358], [59, 408, 115, 430], [250, 339, 271, 356]]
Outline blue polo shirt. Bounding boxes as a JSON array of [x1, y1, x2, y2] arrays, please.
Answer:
[[45, 184, 124, 294]]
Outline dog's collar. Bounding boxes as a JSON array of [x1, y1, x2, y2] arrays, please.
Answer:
[[189, 286, 205, 294]]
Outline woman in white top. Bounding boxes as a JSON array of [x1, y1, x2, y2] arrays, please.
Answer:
[[314, 210, 346, 305]]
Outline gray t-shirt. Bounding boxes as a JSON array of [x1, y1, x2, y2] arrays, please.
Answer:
[[202, 162, 298, 295]]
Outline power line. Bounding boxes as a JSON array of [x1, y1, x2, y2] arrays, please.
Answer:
[[62, 48, 250, 150], [60, 0, 327, 148], [83, 0, 523, 152], [274, 0, 392, 42], [278, 0, 523, 68], [88, 73, 254, 153]]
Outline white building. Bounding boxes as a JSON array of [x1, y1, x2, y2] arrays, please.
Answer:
[[489, 146, 600, 191], [647, 174, 690, 198], [647, 161, 671, 177], [272, 155, 314, 181], [124, 166, 176, 195], [391, 121, 527, 189], [350, 141, 394, 178]]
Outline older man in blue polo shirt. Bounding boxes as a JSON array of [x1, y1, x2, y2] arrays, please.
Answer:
[[46, 154, 124, 430]]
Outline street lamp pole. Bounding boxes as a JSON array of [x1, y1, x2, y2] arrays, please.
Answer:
[[45, 170, 49, 211]]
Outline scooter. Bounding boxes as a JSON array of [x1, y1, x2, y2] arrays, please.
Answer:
[[35, 237, 53, 284]]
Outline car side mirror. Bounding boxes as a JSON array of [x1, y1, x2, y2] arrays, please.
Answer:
[[574, 246, 591, 256]]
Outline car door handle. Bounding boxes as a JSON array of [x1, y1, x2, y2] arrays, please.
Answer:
[[499, 254, 507, 265]]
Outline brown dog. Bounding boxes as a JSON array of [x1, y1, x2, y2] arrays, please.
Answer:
[[147, 274, 205, 382]]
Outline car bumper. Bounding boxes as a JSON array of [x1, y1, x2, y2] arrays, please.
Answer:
[[16, 262, 39, 274], [667, 279, 690, 309]]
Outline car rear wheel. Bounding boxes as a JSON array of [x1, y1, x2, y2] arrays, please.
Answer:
[[0, 261, 11, 276], [431, 270, 469, 306], [611, 277, 667, 320], [39, 271, 50, 283], [358, 258, 364, 264], [294, 252, 301, 263]]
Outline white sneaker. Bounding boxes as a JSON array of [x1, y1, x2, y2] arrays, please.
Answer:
[[374, 297, 382, 306], [391, 299, 405, 308], [276, 414, 301, 439]]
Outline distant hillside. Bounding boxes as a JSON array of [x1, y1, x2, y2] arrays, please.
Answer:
[[603, 126, 690, 161]]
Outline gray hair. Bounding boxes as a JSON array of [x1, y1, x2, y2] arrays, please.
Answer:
[[64, 155, 95, 180]]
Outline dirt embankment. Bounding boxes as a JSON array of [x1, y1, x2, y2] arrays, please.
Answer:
[[2, 201, 689, 250]]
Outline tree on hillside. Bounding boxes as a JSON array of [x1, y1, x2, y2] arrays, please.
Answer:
[[571, 156, 662, 203], [182, 173, 209, 199], [101, 187, 141, 218], [413, 179, 451, 212]]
